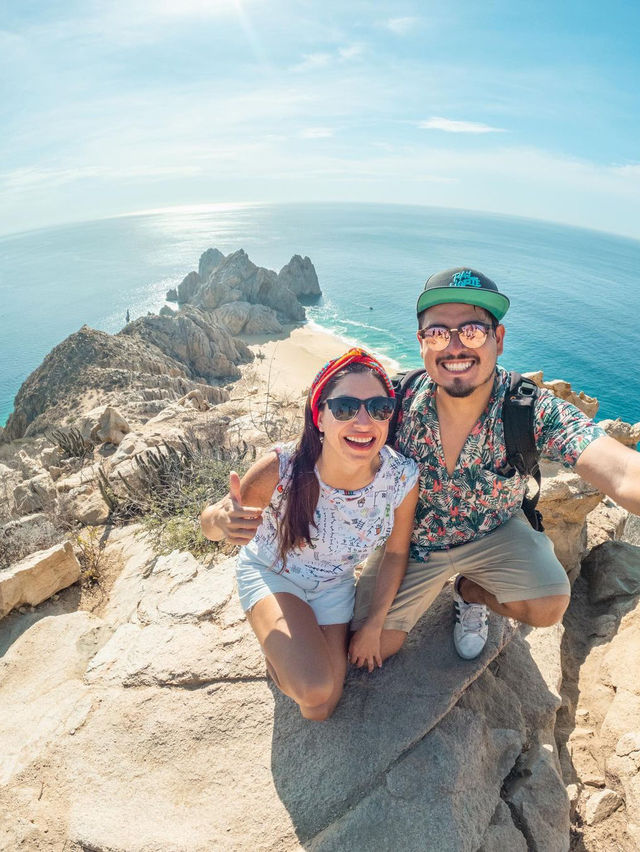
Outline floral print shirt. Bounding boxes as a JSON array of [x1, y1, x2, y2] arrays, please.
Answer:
[[396, 365, 607, 561]]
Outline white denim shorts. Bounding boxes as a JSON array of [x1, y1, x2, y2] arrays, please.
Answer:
[[235, 551, 355, 626]]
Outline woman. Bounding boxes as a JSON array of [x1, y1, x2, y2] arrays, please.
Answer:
[[201, 349, 419, 721]]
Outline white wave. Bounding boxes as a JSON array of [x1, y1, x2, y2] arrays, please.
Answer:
[[305, 318, 402, 372]]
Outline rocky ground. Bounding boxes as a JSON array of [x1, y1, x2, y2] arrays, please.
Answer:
[[1, 246, 640, 849]]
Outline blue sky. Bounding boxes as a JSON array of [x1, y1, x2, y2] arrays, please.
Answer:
[[1, 0, 639, 237]]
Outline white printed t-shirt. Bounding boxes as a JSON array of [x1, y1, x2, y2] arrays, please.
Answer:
[[238, 443, 419, 585]]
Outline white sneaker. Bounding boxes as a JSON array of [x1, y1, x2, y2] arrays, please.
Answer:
[[453, 577, 489, 660]]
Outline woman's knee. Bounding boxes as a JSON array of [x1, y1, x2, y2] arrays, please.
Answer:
[[300, 691, 342, 722], [290, 672, 337, 711]]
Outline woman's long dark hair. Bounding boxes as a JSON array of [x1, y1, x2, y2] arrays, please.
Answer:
[[276, 363, 388, 564]]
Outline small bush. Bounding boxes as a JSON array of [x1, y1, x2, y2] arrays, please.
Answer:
[[0, 516, 62, 570], [73, 526, 105, 586], [48, 426, 94, 461], [99, 437, 256, 557]]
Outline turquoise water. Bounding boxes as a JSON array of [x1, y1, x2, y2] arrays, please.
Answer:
[[2, 202, 639, 427]]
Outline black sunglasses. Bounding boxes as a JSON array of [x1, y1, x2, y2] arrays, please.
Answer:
[[324, 395, 395, 422]]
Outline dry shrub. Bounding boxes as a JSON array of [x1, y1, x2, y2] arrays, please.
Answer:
[[99, 436, 256, 558]]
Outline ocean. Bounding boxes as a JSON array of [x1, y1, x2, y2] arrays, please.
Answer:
[[1, 202, 639, 428]]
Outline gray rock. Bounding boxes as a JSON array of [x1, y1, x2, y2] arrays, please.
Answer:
[[478, 800, 528, 851], [0, 527, 573, 851], [585, 788, 623, 825], [176, 270, 202, 303], [623, 513, 640, 547], [538, 461, 603, 581], [17, 449, 41, 478], [278, 254, 321, 299], [505, 742, 570, 851], [311, 706, 522, 852], [62, 485, 110, 525], [13, 471, 57, 514], [198, 247, 225, 281], [2, 324, 232, 441], [128, 306, 252, 382], [194, 249, 306, 323], [210, 301, 283, 335], [582, 540, 640, 603]]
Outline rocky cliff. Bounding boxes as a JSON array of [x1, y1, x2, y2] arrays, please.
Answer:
[[2, 248, 320, 442], [2, 316, 248, 442]]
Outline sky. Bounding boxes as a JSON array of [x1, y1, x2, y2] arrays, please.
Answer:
[[1, 0, 639, 238]]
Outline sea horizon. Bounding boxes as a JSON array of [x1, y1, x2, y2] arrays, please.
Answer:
[[2, 201, 640, 429]]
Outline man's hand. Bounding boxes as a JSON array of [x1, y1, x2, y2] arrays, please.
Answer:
[[349, 624, 383, 673]]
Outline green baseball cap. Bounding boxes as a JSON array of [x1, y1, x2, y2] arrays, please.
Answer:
[[416, 267, 510, 321]]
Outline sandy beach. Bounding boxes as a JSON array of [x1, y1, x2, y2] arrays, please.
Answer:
[[239, 323, 397, 399]]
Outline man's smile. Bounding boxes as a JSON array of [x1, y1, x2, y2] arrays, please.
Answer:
[[439, 359, 476, 373]]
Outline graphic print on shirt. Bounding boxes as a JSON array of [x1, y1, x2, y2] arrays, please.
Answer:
[[244, 444, 419, 583]]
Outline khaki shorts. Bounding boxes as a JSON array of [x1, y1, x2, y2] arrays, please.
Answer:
[[352, 512, 571, 633]]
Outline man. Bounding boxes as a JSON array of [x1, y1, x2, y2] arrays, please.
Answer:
[[351, 267, 640, 662]]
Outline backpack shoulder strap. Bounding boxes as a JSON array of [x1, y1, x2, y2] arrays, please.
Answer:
[[502, 371, 544, 530], [386, 368, 426, 446], [502, 371, 540, 477]]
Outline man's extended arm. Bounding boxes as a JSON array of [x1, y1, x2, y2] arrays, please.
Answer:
[[575, 435, 640, 516]]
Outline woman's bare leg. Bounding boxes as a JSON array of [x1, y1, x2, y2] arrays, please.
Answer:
[[248, 592, 348, 721]]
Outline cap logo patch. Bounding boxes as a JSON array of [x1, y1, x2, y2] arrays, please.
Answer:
[[450, 270, 481, 288]]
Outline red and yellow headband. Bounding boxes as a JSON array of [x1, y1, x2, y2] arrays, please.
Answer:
[[309, 348, 395, 427]]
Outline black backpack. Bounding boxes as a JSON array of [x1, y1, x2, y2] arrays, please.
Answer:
[[387, 369, 544, 531]]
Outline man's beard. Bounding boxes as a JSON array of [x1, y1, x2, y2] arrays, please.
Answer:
[[437, 363, 496, 398]]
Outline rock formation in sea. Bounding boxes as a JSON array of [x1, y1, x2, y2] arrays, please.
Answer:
[[167, 247, 321, 333]]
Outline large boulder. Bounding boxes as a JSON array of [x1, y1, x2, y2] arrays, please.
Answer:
[[581, 540, 640, 604], [77, 406, 130, 446], [538, 461, 604, 580], [0, 541, 81, 617], [0, 521, 572, 850], [209, 302, 283, 335], [599, 418, 640, 448], [278, 254, 321, 299], [176, 271, 201, 303], [198, 247, 226, 281], [12, 471, 57, 514], [524, 371, 599, 418]]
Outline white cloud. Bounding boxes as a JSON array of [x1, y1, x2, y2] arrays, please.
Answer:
[[293, 43, 364, 72], [293, 52, 332, 72], [419, 117, 506, 134], [299, 127, 334, 139], [338, 43, 364, 61], [385, 17, 418, 36]]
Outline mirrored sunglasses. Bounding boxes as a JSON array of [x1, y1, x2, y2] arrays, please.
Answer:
[[324, 395, 395, 422], [417, 321, 491, 351]]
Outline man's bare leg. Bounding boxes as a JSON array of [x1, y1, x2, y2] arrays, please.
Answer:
[[458, 576, 569, 627]]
